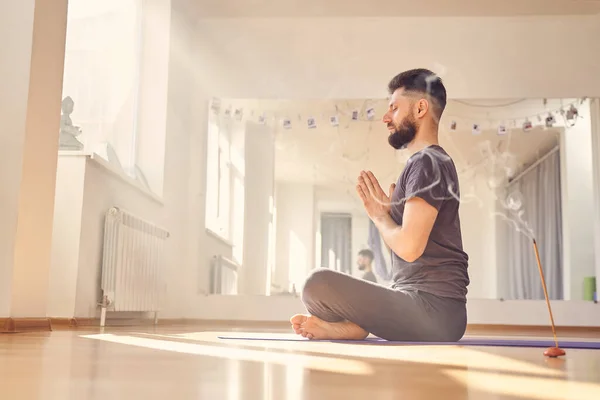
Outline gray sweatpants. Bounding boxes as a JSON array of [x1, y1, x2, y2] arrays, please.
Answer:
[[301, 268, 467, 342]]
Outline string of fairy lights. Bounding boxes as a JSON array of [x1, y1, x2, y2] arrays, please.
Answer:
[[207, 96, 592, 211], [209, 97, 590, 135]]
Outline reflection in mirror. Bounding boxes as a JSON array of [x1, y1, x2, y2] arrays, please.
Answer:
[[206, 97, 597, 302]]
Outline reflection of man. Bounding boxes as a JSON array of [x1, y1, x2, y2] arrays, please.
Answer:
[[357, 249, 377, 283]]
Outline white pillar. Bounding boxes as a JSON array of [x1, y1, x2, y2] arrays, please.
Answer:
[[273, 183, 315, 293], [590, 98, 600, 301], [274, 183, 290, 291], [240, 122, 274, 295], [560, 100, 596, 300], [0, 0, 68, 317]]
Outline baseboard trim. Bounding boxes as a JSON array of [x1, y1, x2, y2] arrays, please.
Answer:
[[0, 318, 52, 333], [50, 318, 95, 328], [49, 317, 161, 328]]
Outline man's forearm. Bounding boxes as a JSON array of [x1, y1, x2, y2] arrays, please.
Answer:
[[372, 214, 419, 262]]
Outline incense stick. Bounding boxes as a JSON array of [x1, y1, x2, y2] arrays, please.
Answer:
[[532, 238, 559, 349]]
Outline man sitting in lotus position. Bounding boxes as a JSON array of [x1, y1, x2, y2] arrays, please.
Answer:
[[291, 68, 470, 341]]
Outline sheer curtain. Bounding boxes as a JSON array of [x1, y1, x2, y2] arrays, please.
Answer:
[[506, 148, 563, 300], [320, 213, 352, 273], [62, 0, 142, 169], [368, 219, 393, 281]]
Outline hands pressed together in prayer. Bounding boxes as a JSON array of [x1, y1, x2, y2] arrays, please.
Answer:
[[356, 171, 396, 220]]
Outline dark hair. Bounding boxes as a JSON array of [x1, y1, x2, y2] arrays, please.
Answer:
[[387, 68, 447, 120], [358, 249, 374, 260]]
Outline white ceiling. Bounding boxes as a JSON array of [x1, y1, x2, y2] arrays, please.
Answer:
[[192, 0, 600, 18], [226, 97, 572, 189]]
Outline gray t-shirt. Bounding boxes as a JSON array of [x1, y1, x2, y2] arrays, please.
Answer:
[[389, 145, 470, 301], [362, 270, 377, 283]]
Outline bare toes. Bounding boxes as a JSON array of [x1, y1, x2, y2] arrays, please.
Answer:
[[290, 314, 309, 325]]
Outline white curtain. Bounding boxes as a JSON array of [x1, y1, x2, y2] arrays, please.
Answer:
[[506, 149, 563, 300], [62, 0, 142, 166], [367, 219, 392, 281], [320, 213, 352, 273]]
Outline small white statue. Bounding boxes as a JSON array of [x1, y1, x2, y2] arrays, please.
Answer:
[[59, 96, 84, 150]]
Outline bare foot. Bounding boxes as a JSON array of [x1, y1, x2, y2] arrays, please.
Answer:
[[290, 314, 308, 336], [290, 314, 368, 340]]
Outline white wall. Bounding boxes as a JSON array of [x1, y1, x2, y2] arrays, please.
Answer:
[[0, 0, 35, 316], [273, 182, 315, 292], [592, 100, 600, 299], [135, 0, 171, 195], [560, 100, 596, 300], [0, 0, 68, 318], [458, 173, 497, 299], [495, 201, 509, 300], [195, 15, 600, 99], [240, 122, 274, 295], [47, 155, 86, 317]]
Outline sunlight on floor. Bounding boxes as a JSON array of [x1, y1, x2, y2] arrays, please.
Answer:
[[154, 331, 565, 378], [82, 334, 374, 376], [445, 368, 600, 400]]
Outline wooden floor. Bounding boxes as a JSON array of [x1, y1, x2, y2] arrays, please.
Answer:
[[1, 323, 600, 400]]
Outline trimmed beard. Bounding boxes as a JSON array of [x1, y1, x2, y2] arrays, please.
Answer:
[[388, 114, 418, 150]]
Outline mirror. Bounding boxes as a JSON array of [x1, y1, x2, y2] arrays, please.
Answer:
[[206, 97, 597, 303]]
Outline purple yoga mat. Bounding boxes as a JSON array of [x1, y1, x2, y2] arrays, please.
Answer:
[[217, 333, 600, 349]]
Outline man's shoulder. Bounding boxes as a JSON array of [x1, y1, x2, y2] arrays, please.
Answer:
[[407, 145, 453, 167], [403, 146, 457, 181], [363, 271, 377, 282], [397, 145, 460, 208]]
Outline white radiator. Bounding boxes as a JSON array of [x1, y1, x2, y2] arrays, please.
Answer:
[[210, 255, 239, 295], [100, 206, 169, 326]]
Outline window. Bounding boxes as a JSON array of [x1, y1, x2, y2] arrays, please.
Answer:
[[60, 0, 143, 175], [59, 0, 170, 196], [267, 195, 277, 292], [231, 173, 245, 264], [205, 109, 247, 265], [206, 120, 231, 240]]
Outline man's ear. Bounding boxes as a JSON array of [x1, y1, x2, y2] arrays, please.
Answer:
[[416, 99, 429, 118]]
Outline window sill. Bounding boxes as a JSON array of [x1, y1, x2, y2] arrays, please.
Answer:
[[58, 151, 164, 206], [205, 227, 233, 248]]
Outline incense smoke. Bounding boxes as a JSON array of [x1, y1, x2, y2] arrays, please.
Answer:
[[369, 138, 538, 242], [381, 67, 540, 241]]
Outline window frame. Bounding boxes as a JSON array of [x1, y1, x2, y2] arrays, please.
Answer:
[[205, 117, 235, 243]]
